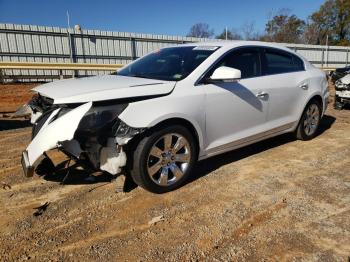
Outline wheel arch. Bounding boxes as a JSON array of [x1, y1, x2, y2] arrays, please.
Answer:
[[295, 93, 324, 131], [308, 94, 323, 112], [148, 117, 202, 158]]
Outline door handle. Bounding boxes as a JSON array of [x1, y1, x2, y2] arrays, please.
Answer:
[[299, 83, 308, 90], [256, 91, 268, 98]]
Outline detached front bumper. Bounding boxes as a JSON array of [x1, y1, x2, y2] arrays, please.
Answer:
[[20, 100, 133, 177], [21, 102, 92, 175]]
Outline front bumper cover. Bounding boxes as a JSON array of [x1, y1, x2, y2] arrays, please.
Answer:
[[22, 102, 92, 173], [21, 150, 34, 177], [20, 101, 135, 177]]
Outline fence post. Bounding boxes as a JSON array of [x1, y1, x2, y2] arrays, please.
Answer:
[[0, 69, 4, 84], [346, 48, 349, 66], [130, 37, 137, 60], [321, 49, 324, 68], [67, 29, 77, 78], [59, 69, 63, 80]]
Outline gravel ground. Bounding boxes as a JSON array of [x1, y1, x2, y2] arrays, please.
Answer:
[[0, 83, 349, 261]]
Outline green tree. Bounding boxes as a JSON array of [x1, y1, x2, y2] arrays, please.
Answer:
[[307, 0, 350, 45], [263, 14, 305, 43]]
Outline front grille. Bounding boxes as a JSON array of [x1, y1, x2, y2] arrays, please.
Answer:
[[40, 96, 54, 109], [29, 95, 54, 113], [31, 109, 54, 139]]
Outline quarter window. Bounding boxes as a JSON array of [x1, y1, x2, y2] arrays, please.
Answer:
[[264, 49, 304, 75]]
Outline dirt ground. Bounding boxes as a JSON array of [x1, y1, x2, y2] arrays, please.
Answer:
[[0, 83, 39, 113], [0, 83, 349, 261]]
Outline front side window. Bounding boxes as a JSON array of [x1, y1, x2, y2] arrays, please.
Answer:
[[117, 46, 217, 81], [264, 49, 304, 75], [207, 48, 261, 79]]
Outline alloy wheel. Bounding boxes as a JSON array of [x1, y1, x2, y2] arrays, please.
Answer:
[[303, 104, 320, 136], [147, 133, 191, 187]]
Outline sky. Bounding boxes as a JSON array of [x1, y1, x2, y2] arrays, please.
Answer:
[[0, 0, 325, 36]]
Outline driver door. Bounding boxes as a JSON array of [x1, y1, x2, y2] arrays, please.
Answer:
[[202, 47, 270, 154]]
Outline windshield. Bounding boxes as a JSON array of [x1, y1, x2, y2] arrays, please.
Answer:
[[116, 46, 218, 81]]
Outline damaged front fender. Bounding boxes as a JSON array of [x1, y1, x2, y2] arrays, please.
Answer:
[[23, 102, 92, 174]]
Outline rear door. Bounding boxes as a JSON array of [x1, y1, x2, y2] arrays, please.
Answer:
[[261, 48, 308, 129]]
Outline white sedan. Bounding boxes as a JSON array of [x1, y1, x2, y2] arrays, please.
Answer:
[[19, 41, 329, 193]]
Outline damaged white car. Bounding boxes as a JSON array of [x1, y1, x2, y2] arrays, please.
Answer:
[[334, 73, 350, 110], [18, 42, 329, 193]]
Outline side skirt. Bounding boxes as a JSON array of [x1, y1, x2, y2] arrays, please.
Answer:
[[199, 122, 296, 160]]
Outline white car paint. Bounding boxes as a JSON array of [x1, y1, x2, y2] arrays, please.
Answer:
[[22, 41, 329, 173], [33, 75, 176, 104]]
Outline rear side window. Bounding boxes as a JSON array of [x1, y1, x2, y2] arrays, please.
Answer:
[[264, 49, 304, 75]]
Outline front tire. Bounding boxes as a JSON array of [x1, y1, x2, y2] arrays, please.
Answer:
[[295, 100, 322, 141], [129, 125, 197, 193]]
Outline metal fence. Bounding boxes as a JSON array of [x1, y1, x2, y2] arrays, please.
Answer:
[[1, 23, 350, 82]]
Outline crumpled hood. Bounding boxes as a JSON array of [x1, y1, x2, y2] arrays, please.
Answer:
[[339, 74, 350, 85], [33, 75, 176, 104]]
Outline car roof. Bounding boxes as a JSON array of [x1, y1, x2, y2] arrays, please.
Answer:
[[181, 40, 295, 53]]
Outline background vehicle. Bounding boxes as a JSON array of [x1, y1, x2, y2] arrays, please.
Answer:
[[330, 66, 350, 83], [18, 42, 329, 193], [334, 74, 350, 110]]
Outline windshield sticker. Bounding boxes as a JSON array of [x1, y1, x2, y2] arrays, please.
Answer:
[[193, 46, 219, 51], [173, 74, 182, 79]]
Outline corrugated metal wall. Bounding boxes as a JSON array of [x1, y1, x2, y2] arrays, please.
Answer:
[[1, 23, 350, 82]]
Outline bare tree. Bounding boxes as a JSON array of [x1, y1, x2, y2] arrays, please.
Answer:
[[186, 23, 214, 38], [302, 19, 320, 44], [216, 28, 242, 40], [240, 22, 261, 40]]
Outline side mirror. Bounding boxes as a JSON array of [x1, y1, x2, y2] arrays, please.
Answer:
[[210, 66, 241, 82]]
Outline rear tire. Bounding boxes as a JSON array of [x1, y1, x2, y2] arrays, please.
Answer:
[[334, 96, 344, 110], [129, 125, 197, 193], [295, 100, 322, 141]]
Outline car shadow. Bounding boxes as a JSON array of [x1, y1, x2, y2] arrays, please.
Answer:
[[214, 81, 264, 112], [186, 114, 336, 185], [38, 160, 115, 185], [0, 119, 31, 131], [38, 158, 138, 191]]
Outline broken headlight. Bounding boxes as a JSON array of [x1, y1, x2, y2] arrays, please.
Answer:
[[335, 80, 350, 90], [77, 104, 128, 132], [114, 120, 145, 138]]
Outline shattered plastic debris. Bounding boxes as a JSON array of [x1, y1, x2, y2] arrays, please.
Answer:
[[100, 138, 127, 175], [33, 202, 50, 216], [148, 215, 164, 226], [115, 174, 126, 193], [2, 182, 11, 190]]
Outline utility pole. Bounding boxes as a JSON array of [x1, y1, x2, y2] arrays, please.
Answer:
[[325, 34, 329, 67], [67, 10, 71, 29]]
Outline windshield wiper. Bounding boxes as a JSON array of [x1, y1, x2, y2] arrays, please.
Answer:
[[128, 74, 155, 79]]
